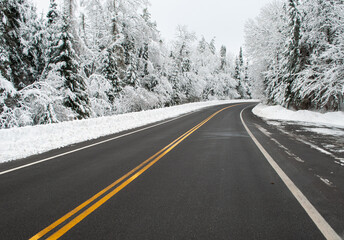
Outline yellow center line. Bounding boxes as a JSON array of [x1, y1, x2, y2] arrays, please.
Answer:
[[30, 120, 204, 240], [30, 104, 243, 240], [30, 110, 212, 240]]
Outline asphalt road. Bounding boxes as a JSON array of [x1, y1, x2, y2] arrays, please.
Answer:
[[0, 102, 343, 239]]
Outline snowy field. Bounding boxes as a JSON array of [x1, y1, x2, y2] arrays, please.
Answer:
[[0, 100, 256, 163]]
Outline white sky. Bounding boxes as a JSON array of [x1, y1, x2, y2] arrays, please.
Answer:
[[148, 0, 272, 54], [33, 0, 272, 54]]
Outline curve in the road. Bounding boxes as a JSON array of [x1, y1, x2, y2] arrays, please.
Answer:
[[30, 104, 244, 240]]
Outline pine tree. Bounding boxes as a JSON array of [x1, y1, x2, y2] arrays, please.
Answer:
[[0, 0, 38, 89], [101, 46, 121, 102], [209, 38, 216, 55], [244, 61, 252, 98], [47, 0, 59, 25], [238, 47, 244, 68], [234, 57, 243, 98], [50, 14, 91, 119], [43, 0, 60, 73], [234, 47, 249, 99], [122, 31, 138, 87], [283, 0, 303, 108], [198, 37, 207, 54], [220, 45, 227, 71]]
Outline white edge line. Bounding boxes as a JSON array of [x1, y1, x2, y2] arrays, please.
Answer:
[[240, 106, 341, 240], [0, 111, 198, 176]]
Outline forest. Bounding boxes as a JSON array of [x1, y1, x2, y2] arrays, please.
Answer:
[[245, 0, 344, 111], [0, 0, 250, 129], [2, 0, 343, 130]]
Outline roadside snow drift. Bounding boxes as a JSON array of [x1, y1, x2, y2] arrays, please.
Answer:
[[0, 100, 256, 163], [252, 104, 344, 128]]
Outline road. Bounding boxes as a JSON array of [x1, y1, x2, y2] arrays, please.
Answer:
[[0, 102, 343, 239]]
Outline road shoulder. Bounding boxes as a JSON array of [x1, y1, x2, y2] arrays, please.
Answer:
[[242, 105, 344, 238]]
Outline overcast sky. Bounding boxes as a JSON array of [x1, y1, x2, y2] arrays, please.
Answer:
[[148, 0, 272, 54], [33, 0, 272, 54]]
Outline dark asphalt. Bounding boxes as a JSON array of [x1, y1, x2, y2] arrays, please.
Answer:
[[0, 103, 342, 239]]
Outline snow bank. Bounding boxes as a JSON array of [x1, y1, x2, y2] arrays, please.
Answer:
[[252, 103, 344, 128], [0, 100, 256, 163]]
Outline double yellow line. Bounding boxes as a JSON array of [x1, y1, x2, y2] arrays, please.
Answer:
[[30, 104, 241, 240]]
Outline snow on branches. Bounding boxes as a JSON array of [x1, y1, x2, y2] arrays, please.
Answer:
[[0, 0, 250, 129]]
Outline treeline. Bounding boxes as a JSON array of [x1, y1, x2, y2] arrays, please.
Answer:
[[245, 0, 344, 111], [0, 0, 250, 129]]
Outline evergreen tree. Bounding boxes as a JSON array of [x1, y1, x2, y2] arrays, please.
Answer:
[[282, 0, 303, 108], [47, 0, 59, 25], [122, 31, 138, 87], [0, 0, 37, 89], [234, 57, 244, 98], [238, 47, 244, 67], [101, 46, 121, 102], [234, 47, 250, 99], [20, 1, 46, 81], [209, 38, 216, 55], [244, 61, 252, 99], [50, 15, 91, 119], [43, 0, 60, 74], [198, 37, 207, 54], [220, 45, 227, 71]]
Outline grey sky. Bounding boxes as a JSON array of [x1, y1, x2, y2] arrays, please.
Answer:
[[148, 0, 272, 54], [33, 0, 272, 54]]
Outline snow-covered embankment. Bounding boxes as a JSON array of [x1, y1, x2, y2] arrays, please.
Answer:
[[252, 103, 344, 128], [0, 100, 256, 163]]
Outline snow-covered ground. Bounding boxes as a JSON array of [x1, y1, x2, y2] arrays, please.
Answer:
[[0, 100, 256, 163], [253, 104, 344, 128], [253, 103, 344, 166]]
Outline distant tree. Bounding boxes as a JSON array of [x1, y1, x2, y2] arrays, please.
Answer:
[[47, 0, 59, 25], [220, 45, 227, 71], [244, 61, 252, 98], [209, 38, 216, 55], [101, 46, 121, 102], [168, 26, 197, 103], [234, 47, 250, 99]]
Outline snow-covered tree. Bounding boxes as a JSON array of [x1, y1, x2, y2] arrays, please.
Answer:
[[49, 14, 91, 119], [0, 0, 43, 89], [245, 1, 288, 101], [0, 0, 242, 129], [168, 26, 198, 103], [294, 0, 343, 110], [234, 47, 250, 99], [245, 0, 344, 111], [220, 45, 227, 71]]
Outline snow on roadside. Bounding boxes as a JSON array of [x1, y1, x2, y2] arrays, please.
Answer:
[[252, 103, 344, 128], [0, 100, 256, 163], [303, 127, 344, 137]]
